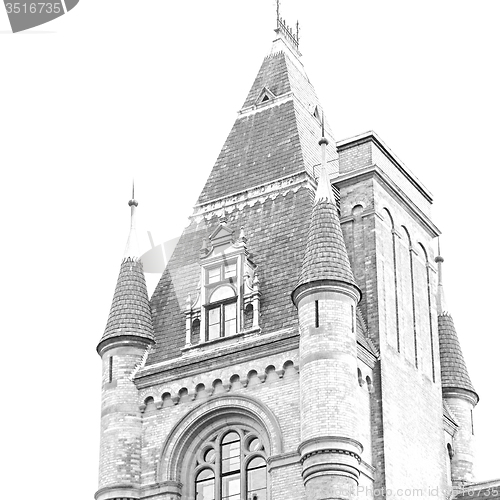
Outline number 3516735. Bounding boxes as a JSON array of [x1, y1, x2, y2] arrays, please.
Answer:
[[5, 3, 62, 14]]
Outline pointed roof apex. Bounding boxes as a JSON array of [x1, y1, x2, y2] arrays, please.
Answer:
[[124, 183, 140, 260]]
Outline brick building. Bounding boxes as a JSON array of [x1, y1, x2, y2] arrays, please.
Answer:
[[95, 18, 499, 500]]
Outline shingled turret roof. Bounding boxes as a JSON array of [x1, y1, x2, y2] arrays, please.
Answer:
[[435, 253, 478, 403], [97, 197, 154, 355], [292, 133, 360, 304]]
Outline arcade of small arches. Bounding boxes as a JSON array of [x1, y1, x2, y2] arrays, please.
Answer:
[[139, 360, 298, 413]]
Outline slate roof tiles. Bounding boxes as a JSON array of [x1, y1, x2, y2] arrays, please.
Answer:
[[295, 200, 358, 292], [99, 258, 154, 350], [438, 312, 477, 399]]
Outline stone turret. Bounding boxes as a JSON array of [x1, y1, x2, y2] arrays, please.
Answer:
[[95, 193, 154, 500], [435, 250, 478, 488], [292, 128, 363, 500]]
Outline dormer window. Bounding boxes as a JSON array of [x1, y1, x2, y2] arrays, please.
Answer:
[[183, 220, 262, 348]]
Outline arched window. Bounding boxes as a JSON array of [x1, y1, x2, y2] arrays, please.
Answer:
[[194, 427, 268, 500], [206, 285, 237, 341]]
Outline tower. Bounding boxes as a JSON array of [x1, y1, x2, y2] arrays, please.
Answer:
[[95, 12, 497, 500], [96, 194, 155, 500], [292, 128, 363, 499]]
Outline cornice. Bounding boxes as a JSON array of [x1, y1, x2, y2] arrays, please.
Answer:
[[191, 171, 312, 222], [443, 387, 479, 407], [334, 164, 441, 238], [337, 131, 433, 203], [135, 328, 299, 389]]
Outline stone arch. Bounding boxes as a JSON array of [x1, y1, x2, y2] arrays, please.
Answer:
[[351, 203, 364, 219], [381, 207, 395, 229], [157, 393, 284, 488]]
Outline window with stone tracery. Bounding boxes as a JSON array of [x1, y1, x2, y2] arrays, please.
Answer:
[[194, 427, 267, 500]]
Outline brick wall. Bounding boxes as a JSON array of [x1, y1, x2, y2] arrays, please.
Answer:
[[338, 162, 448, 497], [138, 350, 305, 499], [98, 346, 145, 493]]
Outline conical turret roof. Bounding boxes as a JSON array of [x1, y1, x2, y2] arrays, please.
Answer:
[[292, 134, 360, 304], [435, 253, 478, 403], [97, 197, 154, 355]]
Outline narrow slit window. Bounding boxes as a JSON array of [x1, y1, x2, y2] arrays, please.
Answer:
[[315, 300, 319, 328], [109, 356, 113, 382]]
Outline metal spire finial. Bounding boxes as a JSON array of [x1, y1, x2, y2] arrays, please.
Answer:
[[129, 180, 138, 207], [274, 0, 300, 50], [124, 182, 140, 259], [318, 112, 329, 146]]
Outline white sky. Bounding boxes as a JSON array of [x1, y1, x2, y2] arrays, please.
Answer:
[[1, 1, 499, 498]]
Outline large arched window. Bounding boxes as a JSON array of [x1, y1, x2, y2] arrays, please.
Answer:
[[194, 427, 267, 500]]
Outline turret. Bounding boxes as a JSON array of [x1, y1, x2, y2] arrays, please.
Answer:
[[435, 248, 478, 488], [95, 190, 154, 500], [292, 122, 363, 500]]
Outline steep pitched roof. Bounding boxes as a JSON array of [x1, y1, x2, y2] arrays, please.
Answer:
[[196, 40, 338, 206], [438, 313, 478, 402]]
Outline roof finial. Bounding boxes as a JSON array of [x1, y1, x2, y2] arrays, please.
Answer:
[[129, 179, 138, 207], [274, 0, 300, 51], [124, 182, 140, 259], [315, 114, 334, 204]]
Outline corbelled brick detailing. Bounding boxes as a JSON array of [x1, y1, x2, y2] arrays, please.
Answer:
[[99, 258, 154, 351], [138, 357, 299, 409]]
